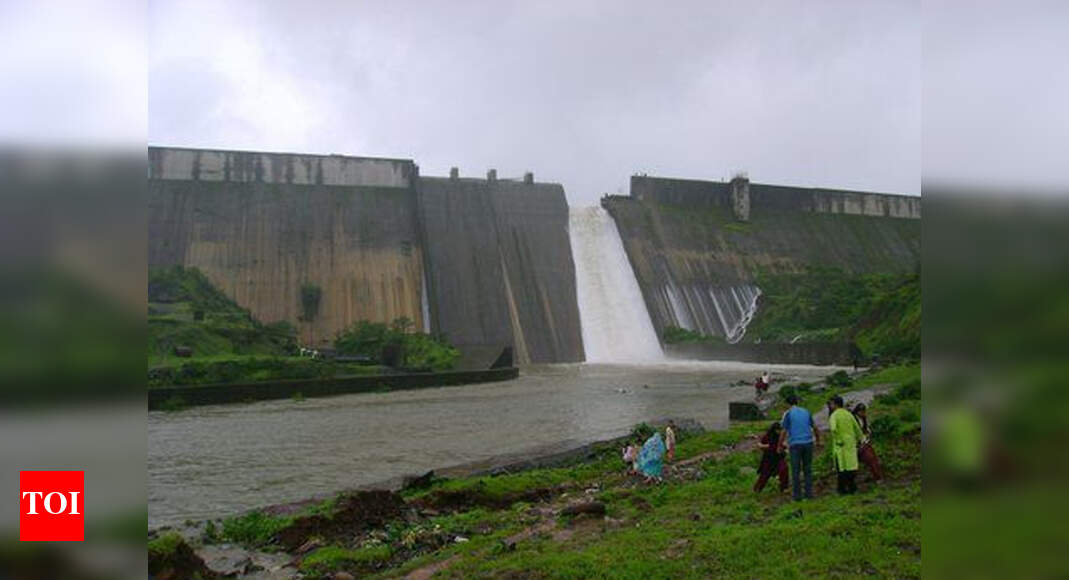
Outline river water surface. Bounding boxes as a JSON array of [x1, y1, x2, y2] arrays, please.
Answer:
[[148, 362, 840, 527]]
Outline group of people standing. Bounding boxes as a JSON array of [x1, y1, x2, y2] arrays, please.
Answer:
[[754, 394, 883, 500], [619, 394, 884, 499], [622, 421, 677, 483]]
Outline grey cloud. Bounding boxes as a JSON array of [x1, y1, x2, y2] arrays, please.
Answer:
[[150, 0, 921, 203]]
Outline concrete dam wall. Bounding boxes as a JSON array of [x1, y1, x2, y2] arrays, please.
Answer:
[[148, 147, 584, 364], [148, 148, 426, 346], [148, 146, 920, 364], [605, 175, 921, 342], [418, 175, 584, 365]]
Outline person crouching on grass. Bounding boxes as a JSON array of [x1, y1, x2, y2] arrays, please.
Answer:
[[828, 395, 864, 494]]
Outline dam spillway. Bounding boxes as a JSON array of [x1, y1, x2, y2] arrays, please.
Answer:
[[569, 206, 664, 363]]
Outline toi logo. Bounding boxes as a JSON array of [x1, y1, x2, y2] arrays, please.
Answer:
[[19, 471, 84, 541]]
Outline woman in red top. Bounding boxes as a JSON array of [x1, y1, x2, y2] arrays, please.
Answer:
[[853, 403, 884, 481], [753, 422, 789, 492]]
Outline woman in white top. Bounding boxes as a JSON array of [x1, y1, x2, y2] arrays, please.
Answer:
[[665, 421, 677, 462]]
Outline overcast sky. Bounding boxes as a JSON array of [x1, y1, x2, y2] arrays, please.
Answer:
[[148, 0, 921, 204]]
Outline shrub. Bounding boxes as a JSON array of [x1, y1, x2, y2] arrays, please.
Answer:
[[894, 378, 921, 401], [147, 532, 185, 560], [203, 520, 220, 543], [300, 545, 394, 573], [630, 423, 655, 441], [335, 318, 459, 371], [826, 370, 853, 388], [875, 392, 899, 406], [220, 510, 292, 545], [148, 357, 333, 387], [898, 408, 920, 423], [869, 415, 902, 440]]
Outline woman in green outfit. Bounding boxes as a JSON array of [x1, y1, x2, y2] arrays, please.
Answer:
[[828, 395, 864, 494]]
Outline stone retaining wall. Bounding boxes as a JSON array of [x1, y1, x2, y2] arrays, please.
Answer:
[[147, 367, 520, 410]]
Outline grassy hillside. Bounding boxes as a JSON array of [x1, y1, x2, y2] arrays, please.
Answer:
[[149, 266, 297, 366], [745, 268, 920, 360], [147, 267, 459, 389]]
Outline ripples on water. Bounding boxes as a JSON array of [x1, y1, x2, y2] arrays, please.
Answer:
[[148, 362, 839, 527]]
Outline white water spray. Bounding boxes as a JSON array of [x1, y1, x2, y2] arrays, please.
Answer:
[[569, 207, 664, 363]]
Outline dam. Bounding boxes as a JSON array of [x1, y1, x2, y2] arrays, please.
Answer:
[[149, 146, 920, 364]]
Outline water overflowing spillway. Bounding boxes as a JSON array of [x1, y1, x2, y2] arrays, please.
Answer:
[[660, 282, 761, 343], [569, 206, 664, 362]]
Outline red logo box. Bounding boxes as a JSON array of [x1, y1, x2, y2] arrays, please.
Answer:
[[19, 471, 84, 541]]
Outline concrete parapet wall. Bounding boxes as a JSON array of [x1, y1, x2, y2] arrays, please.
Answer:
[[751, 183, 921, 219], [631, 175, 920, 219], [147, 367, 520, 410], [148, 146, 415, 188], [631, 175, 732, 207]]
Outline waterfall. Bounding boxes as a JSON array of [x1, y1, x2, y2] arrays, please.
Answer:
[[714, 284, 761, 343], [569, 206, 664, 363], [664, 283, 762, 344]]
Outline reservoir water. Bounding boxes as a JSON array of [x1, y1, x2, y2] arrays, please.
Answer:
[[149, 362, 841, 527]]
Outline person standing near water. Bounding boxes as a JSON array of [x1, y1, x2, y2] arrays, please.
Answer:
[[852, 403, 884, 481], [665, 421, 677, 462], [755, 372, 771, 399], [829, 395, 863, 494], [622, 439, 640, 474], [778, 394, 819, 500]]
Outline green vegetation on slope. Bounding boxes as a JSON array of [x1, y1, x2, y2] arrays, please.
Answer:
[[746, 267, 920, 360], [852, 273, 921, 360], [148, 268, 461, 387], [149, 266, 297, 366], [149, 266, 390, 388], [335, 317, 460, 371]]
